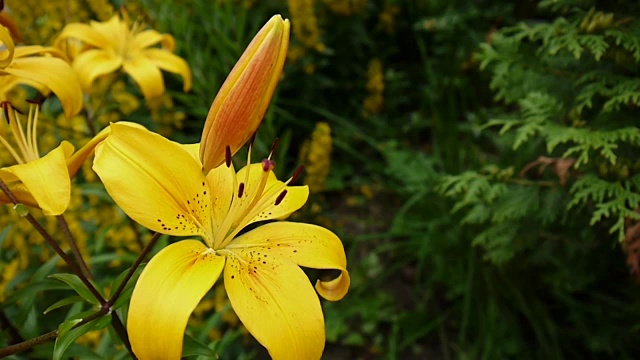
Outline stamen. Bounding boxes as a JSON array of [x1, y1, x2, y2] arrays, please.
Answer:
[[238, 182, 245, 198], [26, 94, 45, 110], [268, 137, 280, 160], [1, 101, 10, 124], [274, 190, 288, 206], [262, 159, 275, 172], [249, 132, 257, 147], [289, 165, 304, 184], [225, 145, 232, 167]]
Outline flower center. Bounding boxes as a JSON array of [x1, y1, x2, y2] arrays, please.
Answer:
[[212, 139, 303, 249], [0, 101, 42, 164]]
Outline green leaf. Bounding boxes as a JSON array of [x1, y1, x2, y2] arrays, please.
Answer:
[[0, 225, 12, 255], [44, 296, 85, 315], [182, 333, 216, 357], [110, 265, 145, 310], [53, 314, 111, 360], [57, 318, 82, 340], [49, 273, 101, 305]]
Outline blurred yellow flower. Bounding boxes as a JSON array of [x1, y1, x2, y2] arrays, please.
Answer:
[[363, 59, 384, 115], [0, 24, 82, 117], [55, 14, 191, 99], [299, 122, 333, 193]]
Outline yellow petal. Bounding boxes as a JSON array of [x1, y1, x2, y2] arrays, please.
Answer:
[[14, 45, 66, 60], [0, 74, 51, 103], [178, 143, 200, 165], [0, 25, 14, 68], [0, 142, 74, 215], [235, 163, 309, 225], [55, 23, 112, 50], [122, 55, 164, 99], [72, 49, 122, 94], [128, 240, 225, 360], [142, 48, 192, 92], [199, 15, 290, 172], [224, 246, 325, 359], [0, 181, 39, 208], [0, 57, 83, 117], [87, 15, 127, 48], [206, 163, 235, 227], [129, 30, 174, 53], [93, 123, 214, 242], [226, 222, 349, 301], [66, 122, 147, 178]]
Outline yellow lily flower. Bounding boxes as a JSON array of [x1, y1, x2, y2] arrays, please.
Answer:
[[94, 123, 349, 360], [54, 14, 192, 100], [0, 24, 83, 117], [0, 103, 109, 215], [200, 15, 290, 173]]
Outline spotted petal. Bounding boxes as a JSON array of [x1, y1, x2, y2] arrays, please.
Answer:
[[93, 123, 214, 243], [128, 240, 225, 360], [223, 241, 325, 359], [226, 222, 349, 301]]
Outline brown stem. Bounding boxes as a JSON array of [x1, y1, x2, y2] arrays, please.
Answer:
[[0, 178, 105, 304], [110, 313, 136, 359], [0, 309, 107, 358], [108, 232, 161, 305], [0, 179, 138, 358], [56, 215, 94, 280]]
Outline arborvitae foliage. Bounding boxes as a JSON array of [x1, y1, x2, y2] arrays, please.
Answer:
[[444, 1, 640, 263], [424, 0, 640, 357]]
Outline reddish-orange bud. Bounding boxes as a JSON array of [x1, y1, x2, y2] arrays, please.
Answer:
[[200, 15, 290, 173]]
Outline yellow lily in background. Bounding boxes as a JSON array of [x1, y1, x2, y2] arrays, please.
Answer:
[[0, 23, 83, 117], [54, 14, 192, 99], [200, 14, 290, 173], [94, 123, 349, 360], [0, 103, 113, 215]]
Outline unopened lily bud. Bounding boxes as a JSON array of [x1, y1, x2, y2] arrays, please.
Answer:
[[200, 15, 290, 173]]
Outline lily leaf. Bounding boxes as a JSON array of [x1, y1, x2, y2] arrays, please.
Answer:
[[44, 296, 85, 315], [53, 314, 111, 360], [110, 265, 145, 310], [182, 333, 217, 357], [49, 273, 101, 305]]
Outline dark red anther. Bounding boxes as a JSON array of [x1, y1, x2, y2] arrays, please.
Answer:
[[225, 146, 232, 168], [274, 189, 288, 206], [269, 138, 280, 156], [238, 182, 245, 198], [262, 159, 276, 172], [26, 94, 45, 110], [1, 101, 10, 124], [290, 165, 304, 184]]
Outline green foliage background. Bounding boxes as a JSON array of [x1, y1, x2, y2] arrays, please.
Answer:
[[3, 0, 640, 358]]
